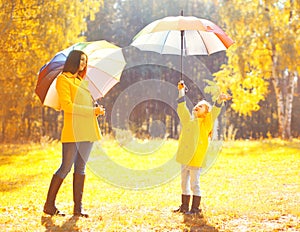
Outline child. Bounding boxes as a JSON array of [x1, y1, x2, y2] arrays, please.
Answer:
[[173, 81, 231, 218]]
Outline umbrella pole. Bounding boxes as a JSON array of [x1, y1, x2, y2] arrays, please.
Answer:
[[180, 30, 184, 81], [180, 10, 183, 81]]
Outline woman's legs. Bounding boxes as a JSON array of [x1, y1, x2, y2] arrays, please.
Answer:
[[73, 142, 93, 217], [44, 142, 91, 216], [55, 143, 78, 178], [73, 142, 93, 175], [44, 143, 77, 216], [43, 174, 65, 216]]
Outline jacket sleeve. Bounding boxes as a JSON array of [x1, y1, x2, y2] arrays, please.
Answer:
[[56, 75, 93, 116], [177, 96, 191, 124]]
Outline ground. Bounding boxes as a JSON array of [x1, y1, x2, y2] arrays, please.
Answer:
[[0, 139, 299, 231]]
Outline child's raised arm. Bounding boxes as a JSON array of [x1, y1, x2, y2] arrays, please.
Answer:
[[211, 93, 232, 121], [177, 81, 191, 123]]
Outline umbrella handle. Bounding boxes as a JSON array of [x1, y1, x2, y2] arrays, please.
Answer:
[[184, 85, 189, 93]]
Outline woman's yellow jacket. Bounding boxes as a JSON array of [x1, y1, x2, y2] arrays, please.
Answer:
[[176, 96, 221, 167], [56, 72, 102, 142]]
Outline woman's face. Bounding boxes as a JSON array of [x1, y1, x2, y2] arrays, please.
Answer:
[[79, 54, 87, 71]]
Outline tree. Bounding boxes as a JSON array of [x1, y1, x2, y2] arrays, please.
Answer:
[[0, 0, 102, 142], [214, 0, 300, 139]]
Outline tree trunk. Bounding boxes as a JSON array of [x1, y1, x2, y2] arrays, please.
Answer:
[[41, 107, 45, 136], [271, 52, 284, 139], [284, 72, 296, 140], [272, 70, 296, 140], [1, 119, 5, 142], [272, 77, 283, 139]]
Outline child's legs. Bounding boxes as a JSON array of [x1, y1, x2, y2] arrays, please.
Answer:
[[190, 167, 201, 196], [181, 165, 191, 195]]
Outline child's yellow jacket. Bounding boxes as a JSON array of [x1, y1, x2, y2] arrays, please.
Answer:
[[176, 97, 221, 167], [56, 72, 102, 142]]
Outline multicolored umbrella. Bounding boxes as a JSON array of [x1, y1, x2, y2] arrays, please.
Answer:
[[35, 40, 126, 110], [131, 14, 234, 79]]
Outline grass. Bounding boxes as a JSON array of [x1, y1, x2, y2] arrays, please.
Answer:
[[0, 138, 299, 231]]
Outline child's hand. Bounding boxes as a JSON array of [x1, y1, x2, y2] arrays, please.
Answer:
[[178, 81, 186, 97], [178, 81, 185, 90], [218, 93, 232, 102]]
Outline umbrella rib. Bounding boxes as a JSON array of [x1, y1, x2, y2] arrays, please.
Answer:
[[87, 64, 122, 99], [86, 76, 104, 100], [161, 31, 172, 54], [196, 30, 209, 54], [88, 65, 121, 80], [87, 74, 117, 100]]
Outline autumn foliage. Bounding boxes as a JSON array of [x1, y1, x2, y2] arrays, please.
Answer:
[[0, 0, 299, 142]]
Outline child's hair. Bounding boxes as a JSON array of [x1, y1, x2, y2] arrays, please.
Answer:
[[193, 100, 212, 113], [63, 50, 88, 78]]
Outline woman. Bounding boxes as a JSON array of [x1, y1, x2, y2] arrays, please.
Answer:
[[43, 50, 105, 217]]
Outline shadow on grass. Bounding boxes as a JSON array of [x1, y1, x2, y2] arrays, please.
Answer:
[[0, 145, 31, 165], [0, 144, 46, 192], [41, 215, 80, 232], [0, 174, 36, 192], [183, 215, 218, 232]]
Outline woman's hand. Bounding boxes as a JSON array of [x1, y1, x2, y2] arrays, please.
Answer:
[[94, 105, 105, 117]]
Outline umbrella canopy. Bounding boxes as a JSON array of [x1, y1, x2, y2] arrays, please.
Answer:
[[131, 15, 234, 79], [35, 40, 126, 110], [87, 47, 126, 100]]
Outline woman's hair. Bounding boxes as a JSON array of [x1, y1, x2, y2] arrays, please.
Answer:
[[63, 50, 88, 78]]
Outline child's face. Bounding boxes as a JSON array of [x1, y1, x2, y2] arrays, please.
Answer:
[[193, 104, 208, 118]]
